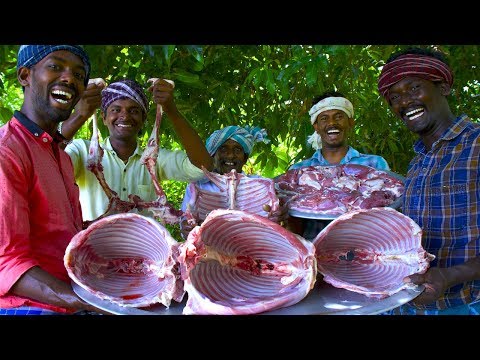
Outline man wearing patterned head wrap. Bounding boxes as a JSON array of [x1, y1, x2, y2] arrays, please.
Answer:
[[286, 91, 390, 241], [377, 47, 480, 316], [17, 45, 91, 86], [63, 77, 213, 222], [0, 45, 103, 315], [180, 125, 272, 239]]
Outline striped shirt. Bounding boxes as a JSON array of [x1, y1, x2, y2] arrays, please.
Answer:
[[403, 114, 480, 311]]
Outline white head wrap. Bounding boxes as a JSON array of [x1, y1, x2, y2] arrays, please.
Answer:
[[307, 132, 322, 150], [308, 97, 354, 125]]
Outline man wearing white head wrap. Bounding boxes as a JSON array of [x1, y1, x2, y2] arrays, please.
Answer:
[[62, 77, 213, 221], [287, 91, 390, 241]]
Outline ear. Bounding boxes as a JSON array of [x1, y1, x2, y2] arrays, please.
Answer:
[[438, 81, 451, 96], [348, 117, 355, 128], [17, 67, 30, 87], [102, 111, 107, 125]]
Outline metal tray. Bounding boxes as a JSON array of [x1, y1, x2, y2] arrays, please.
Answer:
[[73, 280, 423, 315]]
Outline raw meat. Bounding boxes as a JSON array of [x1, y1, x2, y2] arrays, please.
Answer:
[[312, 207, 434, 298], [178, 209, 317, 315], [64, 213, 184, 308], [275, 164, 405, 217]]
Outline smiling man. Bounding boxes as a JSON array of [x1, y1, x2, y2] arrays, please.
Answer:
[[287, 91, 390, 240], [0, 45, 105, 315], [64, 78, 213, 221], [378, 47, 480, 315], [179, 125, 271, 238]]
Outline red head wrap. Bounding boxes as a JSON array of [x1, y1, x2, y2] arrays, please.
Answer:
[[377, 54, 453, 98]]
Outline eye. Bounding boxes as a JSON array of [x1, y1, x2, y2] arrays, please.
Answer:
[[74, 72, 85, 82]]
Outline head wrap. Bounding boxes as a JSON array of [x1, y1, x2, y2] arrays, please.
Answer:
[[101, 79, 149, 114], [307, 131, 322, 150], [206, 125, 270, 156], [17, 45, 91, 86], [309, 97, 354, 125], [377, 53, 454, 98]]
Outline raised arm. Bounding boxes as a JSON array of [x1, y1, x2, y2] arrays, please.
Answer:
[[59, 78, 106, 146], [148, 79, 213, 171]]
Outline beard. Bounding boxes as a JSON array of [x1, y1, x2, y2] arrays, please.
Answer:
[[29, 76, 75, 124]]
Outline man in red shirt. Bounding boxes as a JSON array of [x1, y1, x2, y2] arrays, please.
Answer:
[[0, 45, 102, 315]]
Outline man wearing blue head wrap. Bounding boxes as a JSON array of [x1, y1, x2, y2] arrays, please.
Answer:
[[0, 45, 103, 315], [61, 77, 214, 221], [179, 125, 271, 239]]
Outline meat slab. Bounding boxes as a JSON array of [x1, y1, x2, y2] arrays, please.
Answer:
[[312, 207, 434, 298], [64, 213, 184, 308], [178, 209, 317, 315], [275, 164, 405, 217]]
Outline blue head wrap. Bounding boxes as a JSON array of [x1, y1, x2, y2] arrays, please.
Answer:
[[101, 79, 149, 114], [206, 125, 270, 156], [17, 45, 91, 86]]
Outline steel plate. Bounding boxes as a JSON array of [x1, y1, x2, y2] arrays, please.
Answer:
[[73, 280, 423, 316], [286, 169, 405, 220]]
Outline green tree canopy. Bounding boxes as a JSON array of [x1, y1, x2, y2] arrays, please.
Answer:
[[2, 45, 479, 177]]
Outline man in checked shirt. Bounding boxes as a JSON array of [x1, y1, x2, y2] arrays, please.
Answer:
[[378, 47, 480, 315]]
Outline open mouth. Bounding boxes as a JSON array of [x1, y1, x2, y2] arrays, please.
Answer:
[[51, 89, 74, 104], [405, 107, 424, 121]]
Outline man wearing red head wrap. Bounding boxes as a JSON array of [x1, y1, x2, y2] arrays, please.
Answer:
[[378, 47, 480, 315]]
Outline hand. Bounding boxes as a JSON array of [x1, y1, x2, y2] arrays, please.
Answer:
[[74, 78, 106, 118], [264, 200, 289, 225], [404, 267, 450, 306], [180, 218, 196, 240], [147, 78, 176, 113]]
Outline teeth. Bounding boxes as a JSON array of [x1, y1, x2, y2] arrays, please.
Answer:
[[327, 129, 340, 134], [52, 90, 73, 99], [405, 108, 423, 116], [54, 98, 68, 104], [409, 112, 423, 120], [117, 124, 132, 128]]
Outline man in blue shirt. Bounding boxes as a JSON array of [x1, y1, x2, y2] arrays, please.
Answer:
[[378, 47, 480, 315], [288, 91, 391, 240]]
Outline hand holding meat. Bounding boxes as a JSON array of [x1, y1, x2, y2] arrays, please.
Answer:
[[147, 78, 176, 114], [405, 267, 450, 306], [74, 78, 106, 118]]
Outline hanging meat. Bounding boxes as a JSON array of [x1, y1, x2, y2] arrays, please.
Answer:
[[85, 78, 182, 226], [64, 213, 184, 308], [312, 207, 435, 299], [178, 209, 317, 315], [275, 164, 405, 217], [186, 168, 281, 225]]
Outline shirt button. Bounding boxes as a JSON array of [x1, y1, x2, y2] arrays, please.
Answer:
[[42, 138, 48, 143], [417, 190, 421, 194], [124, 169, 127, 172], [123, 188, 126, 191]]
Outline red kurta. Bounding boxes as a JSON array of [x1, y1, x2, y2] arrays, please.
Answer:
[[0, 114, 83, 312]]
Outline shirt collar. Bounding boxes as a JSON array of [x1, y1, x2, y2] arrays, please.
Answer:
[[14, 110, 64, 144], [103, 136, 143, 156], [413, 114, 469, 154], [313, 146, 359, 164]]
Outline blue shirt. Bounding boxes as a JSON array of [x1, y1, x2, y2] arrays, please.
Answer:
[[403, 114, 480, 311], [288, 147, 391, 240], [289, 146, 390, 171]]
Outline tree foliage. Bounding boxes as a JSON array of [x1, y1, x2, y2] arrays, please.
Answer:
[[2, 44, 480, 179]]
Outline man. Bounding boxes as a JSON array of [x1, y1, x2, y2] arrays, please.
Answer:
[[179, 125, 271, 239], [288, 91, 391, 240], [0, 45, 102, 315], [61, 78, 214, 222], [377, 47, 480, 315]]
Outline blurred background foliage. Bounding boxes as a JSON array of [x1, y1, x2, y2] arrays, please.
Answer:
[[2, 44, 479, 239]]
